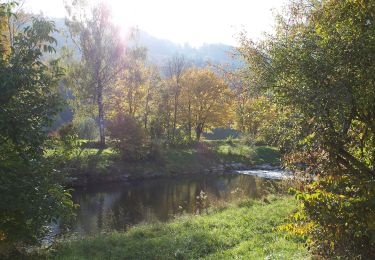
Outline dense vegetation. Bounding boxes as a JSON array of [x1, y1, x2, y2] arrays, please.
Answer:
[[239, 0, 375, 258], [0, 6, 74, 256], [0, 0, 374, 258]]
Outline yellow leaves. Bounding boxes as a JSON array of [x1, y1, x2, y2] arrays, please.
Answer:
[[180, 67, 234, 130], [0, 7, 10, 61], [278, 221, 315, 237]]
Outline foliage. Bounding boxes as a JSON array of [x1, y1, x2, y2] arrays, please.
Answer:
[[236, 96, 277, 144], [65, 1, 125, 147], [53, 196, 307, 259], [0, 13, 74, 254], [107, 114, 149, 161], [180, 67, 234, 141], [239, 0, 375, 258], [73, 116, 98, 140]]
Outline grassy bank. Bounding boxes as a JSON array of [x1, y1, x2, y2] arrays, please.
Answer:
[[57, 140, 281, 185], [52, 196, 307, 259]]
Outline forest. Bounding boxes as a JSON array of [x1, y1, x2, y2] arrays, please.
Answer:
[[0, 0, 375, 259]]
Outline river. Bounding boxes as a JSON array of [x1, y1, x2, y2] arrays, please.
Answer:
[[67, 169, 288, 236]]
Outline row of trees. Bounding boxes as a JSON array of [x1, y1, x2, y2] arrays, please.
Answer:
[[63, 1, 241, 150]]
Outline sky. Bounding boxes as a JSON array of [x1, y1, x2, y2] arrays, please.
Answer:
[[23, 0, 287, 47]]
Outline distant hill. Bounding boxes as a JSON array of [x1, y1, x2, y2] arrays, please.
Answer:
[[51, 18, 240, 68], [137, 30, 239, 67]]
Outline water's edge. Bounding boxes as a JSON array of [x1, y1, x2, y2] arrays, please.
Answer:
[[66, 163, 287, 188]]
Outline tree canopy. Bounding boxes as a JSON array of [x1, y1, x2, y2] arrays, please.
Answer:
[[239, 0, 375, 257]]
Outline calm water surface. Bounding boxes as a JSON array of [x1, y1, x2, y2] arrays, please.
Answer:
[[70, 173, 279, 236]]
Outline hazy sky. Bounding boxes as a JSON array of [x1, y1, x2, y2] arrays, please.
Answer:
[[23, 0, 287, 47]]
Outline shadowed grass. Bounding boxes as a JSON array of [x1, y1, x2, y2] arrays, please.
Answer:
[[52, 140, 282, 184], [52, 196, 307, 259]]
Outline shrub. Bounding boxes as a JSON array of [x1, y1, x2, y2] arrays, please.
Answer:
[[107, 114, 148, 161], [281, 149, 375, 259], [225, 135, 235, 145], [74, 116, 98, 140], [148, 139, 166, 164], [58, 123, 78, 149]]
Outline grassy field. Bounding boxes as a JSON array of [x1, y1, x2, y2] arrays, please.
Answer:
[[52, 196, 307, 259]]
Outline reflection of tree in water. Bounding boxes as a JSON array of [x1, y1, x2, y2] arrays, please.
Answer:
[[73, 191, 121, 235], [72, 174, 275, 235], [201, 175, 261, 202]]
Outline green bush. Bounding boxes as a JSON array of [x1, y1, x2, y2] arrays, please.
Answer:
[[74, 116, 98, 140], [148, 139, 166, 164], [225, 135, 235, 145], [0, 16, 74, 256]]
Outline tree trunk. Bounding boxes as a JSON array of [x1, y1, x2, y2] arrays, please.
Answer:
[[97, 84, 105, 148], [187, 99, 192, 141], [166, 98, 171, 141], [172, 85, 179, 141], [196, 123, 204, 142], [144, 97, 150, 130], [196, 128, 202, 141]]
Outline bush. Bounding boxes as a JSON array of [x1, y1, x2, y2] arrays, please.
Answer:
[[58, 123, 78, 149], [282, 149, 375, 258], [225, 135, 235, 145], [148, 139, 166, 164], [74, 116, 98, 140], [107, 114, 148, 161]]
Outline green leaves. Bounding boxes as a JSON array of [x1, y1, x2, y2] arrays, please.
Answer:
[[240, 0, 375, 258], [0, 16, 74, 251]]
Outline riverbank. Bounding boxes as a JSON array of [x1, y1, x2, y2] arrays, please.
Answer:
[[61, 140, 281, 187], [52, 195, 308, 259]]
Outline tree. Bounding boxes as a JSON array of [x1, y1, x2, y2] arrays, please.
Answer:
[[216, 64, 277, 144], [0, 12, 74, 254], [166, 54, 186, 142], [237, 96, 277, 142], [0, 3, 11, 60], [109, 45, 147, 118], [65, 1, 125, 147], [180, 67, 233, 141], [142, 64, 161, 130], [239, 0, 375, 257]]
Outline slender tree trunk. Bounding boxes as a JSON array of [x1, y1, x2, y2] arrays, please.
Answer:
[[166, 98, 171, 141], [144, 88, 151, 129], [97, 83, 105, 148], [187, 99, 192, 141], [172, 81, 180, 141], [172, 91, 178, 141], [196, 127, 202, 141], [196, 123, 204, 142]]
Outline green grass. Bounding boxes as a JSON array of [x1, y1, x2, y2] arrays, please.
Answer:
[[52, 196, 307, 259], [209, 140, 281, 165], [152, 140, 281, 175], [53, 139, 281, 184]]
